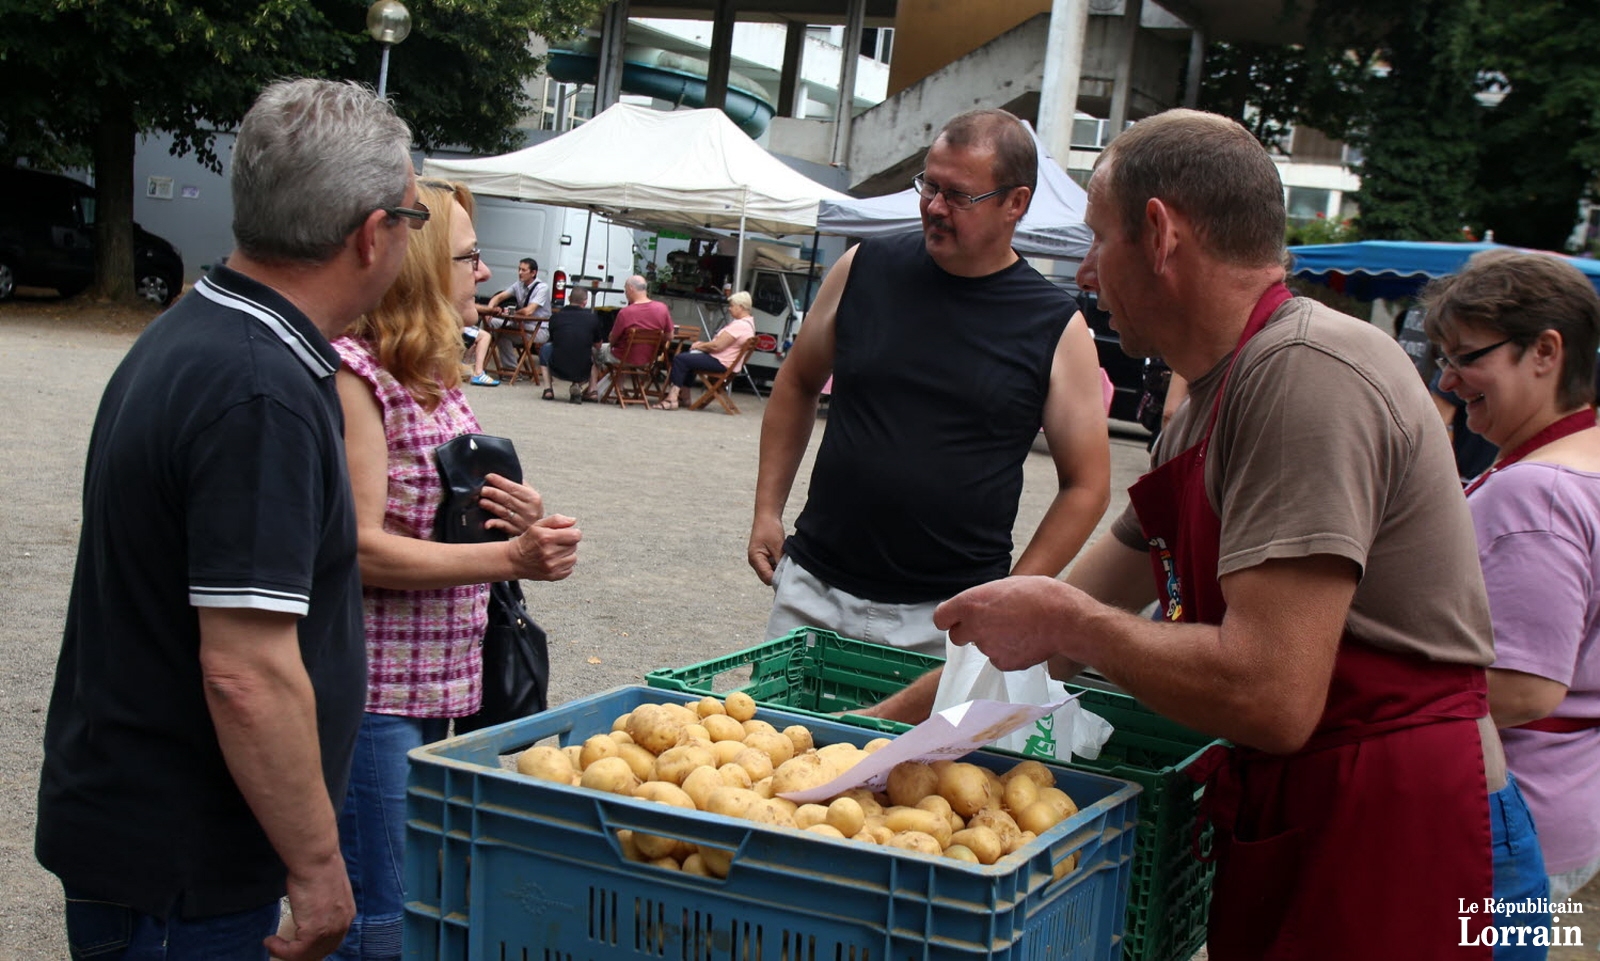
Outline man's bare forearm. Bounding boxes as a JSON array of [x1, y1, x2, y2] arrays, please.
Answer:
[[856, 668, 942, 724], [199, 609, 343, 876]]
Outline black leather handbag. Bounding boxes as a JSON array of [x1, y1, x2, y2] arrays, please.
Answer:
[[433, 433, 549, 733], [433, 433, 523, 544]]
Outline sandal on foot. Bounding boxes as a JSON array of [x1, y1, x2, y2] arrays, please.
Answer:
[[541, 388, 555, 401], [656, 399, 679, 410]]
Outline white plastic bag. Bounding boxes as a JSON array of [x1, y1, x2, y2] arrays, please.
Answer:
[[932, 639, 1113, 761]]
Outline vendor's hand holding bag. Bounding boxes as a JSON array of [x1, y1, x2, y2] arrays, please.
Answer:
[[434, 433, 549, 734], [932, 639, 1112, 762]]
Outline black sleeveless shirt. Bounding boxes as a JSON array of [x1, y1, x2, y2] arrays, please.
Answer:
[[785, 231, 1076, 603]]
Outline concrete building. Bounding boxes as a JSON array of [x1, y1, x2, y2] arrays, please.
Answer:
[[123, 0, 1356, 286], [559, 0, 1359, 217]]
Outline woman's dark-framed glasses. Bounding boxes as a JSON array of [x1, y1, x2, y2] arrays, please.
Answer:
[[1436, 337, 1513, 372], [453, 247, 481, 270], [911, 173, 1013, 210], [381, 200, 431, 229]]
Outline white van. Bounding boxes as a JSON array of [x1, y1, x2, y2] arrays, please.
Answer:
[[471, 195, 639, 306]]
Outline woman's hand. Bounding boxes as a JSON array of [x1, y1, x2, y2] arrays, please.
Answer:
[[506, 515, 582, 581], [480, 474, 544, 537]]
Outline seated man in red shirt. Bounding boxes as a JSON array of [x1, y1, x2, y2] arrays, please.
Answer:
[[586, 274, 674, 399]]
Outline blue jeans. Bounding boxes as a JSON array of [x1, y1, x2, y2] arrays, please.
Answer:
[[1490, 773, 1550, 961], [333, 712, 449, 961], [63, 887, 278, 960]]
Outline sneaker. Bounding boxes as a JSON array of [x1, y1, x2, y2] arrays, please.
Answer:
[[470, 373, 500, 387]]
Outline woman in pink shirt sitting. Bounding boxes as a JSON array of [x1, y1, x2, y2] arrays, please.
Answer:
[[657, 290, 757, 410]]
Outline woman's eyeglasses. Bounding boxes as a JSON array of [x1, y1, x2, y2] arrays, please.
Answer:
[[1435, 337, 1512, 373], [453, 247, 481, 270]]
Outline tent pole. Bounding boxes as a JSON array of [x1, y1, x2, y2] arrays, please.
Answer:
[[732, 187, 748, 300], [803, 231, 820, 308], [581, 210, 594, 290]]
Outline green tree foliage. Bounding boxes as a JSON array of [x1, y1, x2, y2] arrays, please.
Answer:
[[1201, 0, 1599, 248], [1334, 0, 1484, 240], [0, 0, 604, 302], [1200, 40, 1367, 154], [1469, 0, 1600, 248]]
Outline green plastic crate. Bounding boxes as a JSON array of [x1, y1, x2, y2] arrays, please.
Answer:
[[646, 627, 1219, 961]]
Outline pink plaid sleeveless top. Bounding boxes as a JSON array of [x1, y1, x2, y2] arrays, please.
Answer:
[[335, 338, 488, 717]]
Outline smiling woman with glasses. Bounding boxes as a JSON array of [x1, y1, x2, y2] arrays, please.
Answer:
[[1423, 248, 1600, 910]]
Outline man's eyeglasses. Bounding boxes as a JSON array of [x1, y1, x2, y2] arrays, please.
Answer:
[[1435, 337, 1513, 373], [912, 173, 1014, 211], [380, 200, 430, 230], [453, 247, 481, 270]]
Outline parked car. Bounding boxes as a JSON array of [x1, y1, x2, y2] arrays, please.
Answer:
[[0, 167, 185, 305], [1069, 289, 1148, 425]]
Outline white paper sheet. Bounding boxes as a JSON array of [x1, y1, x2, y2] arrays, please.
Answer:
[[777, 692, 1079, 803]]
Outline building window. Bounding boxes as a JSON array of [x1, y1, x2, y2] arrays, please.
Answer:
[[1286, 186, 1333, 223], [1071, 116, 1109, 150], [859, 27, 893, 64]]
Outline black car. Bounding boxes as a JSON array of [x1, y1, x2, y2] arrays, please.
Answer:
[[1070, 289, 1149, 425], [0, 167, 185, 305]]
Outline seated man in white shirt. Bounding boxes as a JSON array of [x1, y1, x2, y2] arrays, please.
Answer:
[[471, 256, 551, 385]]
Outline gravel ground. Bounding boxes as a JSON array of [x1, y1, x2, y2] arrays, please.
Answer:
[[3, 295, 1595, 959]]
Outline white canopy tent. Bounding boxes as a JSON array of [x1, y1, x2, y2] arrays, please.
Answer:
[[422, 103, 851, 284], [814, 123, 1092, 261]]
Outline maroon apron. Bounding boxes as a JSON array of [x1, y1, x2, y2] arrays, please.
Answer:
[[1127, 285, 1493, 960]]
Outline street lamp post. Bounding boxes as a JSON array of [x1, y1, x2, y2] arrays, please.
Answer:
[[367, 0, 412, 99]]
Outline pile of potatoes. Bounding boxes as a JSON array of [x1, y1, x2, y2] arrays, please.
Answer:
[[514, 693, 1082, 879]]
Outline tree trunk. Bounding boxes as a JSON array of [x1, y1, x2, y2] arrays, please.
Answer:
[[88, 103, 137, 303]]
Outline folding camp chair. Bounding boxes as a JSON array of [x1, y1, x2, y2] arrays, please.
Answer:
[[490, 320, 545, 386], [600, 327, 667, 409], [689, 339, 759, 414]]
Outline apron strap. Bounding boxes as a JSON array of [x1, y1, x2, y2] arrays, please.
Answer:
[[1514, 715, 1600, 733], [1196, 283, 1293, 442]]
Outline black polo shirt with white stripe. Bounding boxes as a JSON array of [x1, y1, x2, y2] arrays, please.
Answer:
[[36, 265, 365, 919]]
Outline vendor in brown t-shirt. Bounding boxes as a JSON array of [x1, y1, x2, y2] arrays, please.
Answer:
[[869, 110, 1522, 960]]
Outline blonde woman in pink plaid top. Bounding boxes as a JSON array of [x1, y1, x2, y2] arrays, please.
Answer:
[[333, 341, 486, 716], [328, 180, 582, 960]]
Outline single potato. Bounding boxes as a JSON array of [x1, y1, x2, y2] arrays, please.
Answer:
[[579, 757, 639, 795], [937, 762, 995, 818], [724, 691, 757, 722], [886, 762, 940, 807], [515, 746, 574, 784]]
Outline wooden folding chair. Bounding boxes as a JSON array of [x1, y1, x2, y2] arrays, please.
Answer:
[[490, 320, 545, 386], [600, 327, 667, 409], [689, 339, 759, 414]]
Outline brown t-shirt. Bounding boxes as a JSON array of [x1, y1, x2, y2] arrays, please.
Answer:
[[1112, 297, 1495, 668]]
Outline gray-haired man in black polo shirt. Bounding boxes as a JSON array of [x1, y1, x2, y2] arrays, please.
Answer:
[[36, 79, 417, 961]]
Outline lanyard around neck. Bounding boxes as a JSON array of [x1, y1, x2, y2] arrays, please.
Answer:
[[1464, 408, 1597, 496]]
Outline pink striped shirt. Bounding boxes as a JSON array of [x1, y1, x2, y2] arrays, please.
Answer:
[[335, 338, 488, 717]]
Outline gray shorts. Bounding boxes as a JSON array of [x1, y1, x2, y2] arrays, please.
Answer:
[[765, 554, 946, 658]]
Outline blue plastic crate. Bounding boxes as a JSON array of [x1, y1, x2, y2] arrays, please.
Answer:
[[405, 685, 1141, 961], [649, 629, 1218, 961]]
